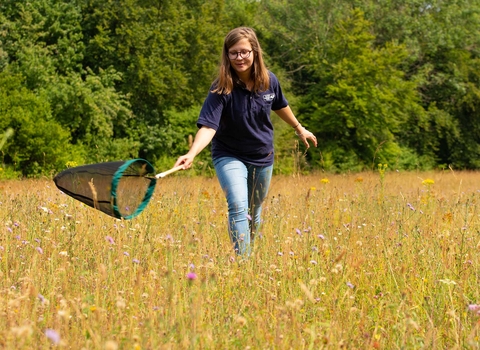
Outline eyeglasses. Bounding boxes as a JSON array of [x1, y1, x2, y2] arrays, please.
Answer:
[[228, 49, 253, 60]]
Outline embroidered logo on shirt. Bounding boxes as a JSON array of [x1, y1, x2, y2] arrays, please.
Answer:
[[262, 93, 275, 102]]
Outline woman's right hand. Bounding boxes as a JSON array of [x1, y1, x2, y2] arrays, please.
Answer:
[[174, 153, 195, 169], [174, 126, 216, 170]]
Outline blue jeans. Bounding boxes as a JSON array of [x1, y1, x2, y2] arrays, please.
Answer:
[[213, 157, 273, 256]]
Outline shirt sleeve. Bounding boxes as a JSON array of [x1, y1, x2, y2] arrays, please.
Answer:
[[197, 88, 226, 130], [269, 72, 289, 111]]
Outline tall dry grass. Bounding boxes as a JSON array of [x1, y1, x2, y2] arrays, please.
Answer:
[[1, 169, 480, 349]]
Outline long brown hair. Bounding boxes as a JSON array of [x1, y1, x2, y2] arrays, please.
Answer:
[[212, 27, 270, 95]]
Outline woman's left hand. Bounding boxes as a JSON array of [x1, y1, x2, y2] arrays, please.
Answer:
[[295, 126, 317, 149]]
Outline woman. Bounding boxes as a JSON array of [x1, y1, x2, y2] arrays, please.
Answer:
[[174, 27, 317, 256]]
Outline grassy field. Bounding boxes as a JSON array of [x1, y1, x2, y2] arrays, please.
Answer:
[[1, 169, 480, 349]]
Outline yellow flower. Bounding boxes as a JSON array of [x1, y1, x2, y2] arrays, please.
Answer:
[[310, 187, 316, 191], [422, 179, 435, 186], [320, 178, 329, 184], [355, 177, 363, 183], [65, 161, 78, 168]]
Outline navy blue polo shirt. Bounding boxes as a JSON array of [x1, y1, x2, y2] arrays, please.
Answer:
[[197, 71, 288, 166]]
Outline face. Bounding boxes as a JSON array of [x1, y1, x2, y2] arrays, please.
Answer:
[[228, 38, 254, 78]]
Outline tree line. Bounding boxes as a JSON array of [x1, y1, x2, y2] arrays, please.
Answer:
[[1, 0, 479, 177]]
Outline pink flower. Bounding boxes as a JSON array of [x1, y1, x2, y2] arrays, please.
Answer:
[[187, 272, 197, 280], [468, 304, 480, 314], [45, 329, 60, 344], [105, 236, 115, 244]]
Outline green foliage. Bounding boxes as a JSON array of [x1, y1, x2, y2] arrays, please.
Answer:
[[1, 0, 480, 175], [297, 9, 428, 170], [0, 73, 82, 176]]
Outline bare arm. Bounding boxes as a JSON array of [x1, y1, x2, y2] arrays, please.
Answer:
[[174, 126, 216, 169], [274, 106, 317, 148]]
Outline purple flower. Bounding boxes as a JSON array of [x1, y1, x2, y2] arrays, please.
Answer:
[[45, 329, 60, 344], [468, 304, 480, 313], [6, 227, 12, 233], [34, 238, 41, 243], [105, 236, 115, 244], [317, 234, 325, 240], [38, 294, 46, 303], [407, 203, 415, 211], [295, 228, 302, 236], [347, 282, 355, 289], [123, 251, 130, 256], [132, 259, 140, 264], [189, 263, 195, 270], [187, 272, 197, 280], [14, 222, 19, 227], [36, 247, 43, 254]]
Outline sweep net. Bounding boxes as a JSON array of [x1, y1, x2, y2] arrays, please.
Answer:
[[53, 159, 156, 219]]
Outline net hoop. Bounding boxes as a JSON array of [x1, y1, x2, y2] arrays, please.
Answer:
[[111, 159, 157, 219]]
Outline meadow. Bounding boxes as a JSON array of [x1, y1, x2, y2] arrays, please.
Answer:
[[1, 169, 480, 349]]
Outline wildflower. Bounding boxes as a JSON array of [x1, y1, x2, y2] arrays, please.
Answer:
[[236, 316, 247, 326], [422, 179, 435, 186], [38, 294, 46, 303], [36, 247, 43, 254], [295, 228, 302, 236], [65, 161, 78, 168], [355, 177, 363, 183], [310, 260, 318, 265], [246, 214, 252, 221], [407, 203, 415, 211], [346, 282, 355, 289], [123, 251, 130, 257], [187, 272, 197, 280], [6, 227, 12, 233], [317, 234, 325, 240], [132, 259, 140, 264], [468, 304, 480, 314], [277, 252, 283, 256], [310, 186, 316, 191], [105, 340, 119, 350], [320, 178, 329, 184], [438, 279, 456, 285], [105, 236, 115, 245], [45, 329, 60, 345]]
